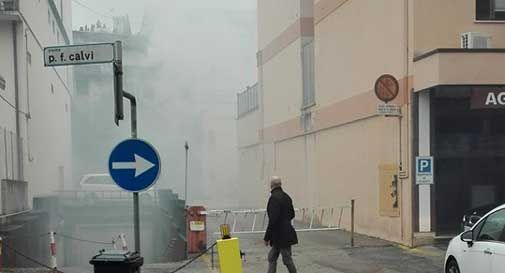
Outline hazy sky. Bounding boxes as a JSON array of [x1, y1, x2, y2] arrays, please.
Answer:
[[72, 0, 145, 32], [71, 0, 256, 32]]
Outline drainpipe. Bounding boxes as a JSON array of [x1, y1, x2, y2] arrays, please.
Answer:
[[405, 0, 416, 248], [24, 28, 33, 163], [12, 21, 23, 181]]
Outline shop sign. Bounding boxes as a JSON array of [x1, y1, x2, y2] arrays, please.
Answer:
[[471, 87, 505, 109]]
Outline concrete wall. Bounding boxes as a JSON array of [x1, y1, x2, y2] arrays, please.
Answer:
[[238, 0, 415, 245], [239, 0, 505, 246], [237, 144, 265, 208], [262, 42, 304, 128], [315, 0, 407, 108], [414, 51, 505, 90], [415, 0, 505, 54], [0, 0, 73, 204], [258, 0, 303, 49], [237, 110, 260, 148], [0, 22, 17, 134]]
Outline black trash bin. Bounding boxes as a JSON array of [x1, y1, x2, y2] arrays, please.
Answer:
[[90, 250, 144, 273]]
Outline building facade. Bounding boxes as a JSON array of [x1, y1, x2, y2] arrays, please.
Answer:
[[238, 0, 505, 246], [0, 0, 73, 212]]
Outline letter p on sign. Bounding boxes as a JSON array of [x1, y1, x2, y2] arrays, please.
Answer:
[[419, 159, 431, 173]]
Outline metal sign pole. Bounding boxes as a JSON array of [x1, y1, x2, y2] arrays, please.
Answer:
[[123, 91, 140, 254], [113, 41, 124, 125]]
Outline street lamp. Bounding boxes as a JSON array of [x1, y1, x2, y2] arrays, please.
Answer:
[[184, 141, 189, 205]]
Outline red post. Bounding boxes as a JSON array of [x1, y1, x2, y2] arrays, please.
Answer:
[[187, 206, 207, 253], [0, 236, 3, 272]]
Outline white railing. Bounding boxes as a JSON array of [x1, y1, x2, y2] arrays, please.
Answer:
[[206, 201, 355, 237], [206, 200, 356, 262]]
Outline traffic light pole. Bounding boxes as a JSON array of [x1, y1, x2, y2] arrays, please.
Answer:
[[123, 91, 140, 254]]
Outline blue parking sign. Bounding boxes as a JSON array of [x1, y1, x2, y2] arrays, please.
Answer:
[[416, 156, 434, 185]]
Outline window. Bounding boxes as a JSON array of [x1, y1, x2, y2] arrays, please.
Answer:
[[51, 84, 54, 94], [477, 209, 505, 242], [48, 10, 50, 24], [26, 51, 31, 65], [52, 20, 55, 34], [302, 40, 315, 108], [476, 0, 505, 20]]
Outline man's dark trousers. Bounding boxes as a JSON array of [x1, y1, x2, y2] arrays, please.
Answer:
[[267, 245, 297, 273]]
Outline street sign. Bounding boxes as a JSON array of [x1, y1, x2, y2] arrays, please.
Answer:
[[416, 156, 434, 185], [108, 139, 161, 192], [377, 104, 401, 116], [375, 74, 399, 103], [44, 43, 114, 67]]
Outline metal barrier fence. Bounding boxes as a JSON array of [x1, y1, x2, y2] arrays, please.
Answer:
[[206, 200, 355, 246], [54, 190, 158, 202]]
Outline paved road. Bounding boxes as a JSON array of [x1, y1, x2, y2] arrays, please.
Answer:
[[9, 230, 447, 273], [227, 231, 445, 273]]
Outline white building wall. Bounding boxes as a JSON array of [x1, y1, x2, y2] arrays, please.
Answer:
[[0, 22, 17, 134], [0, 0, 73, 205]]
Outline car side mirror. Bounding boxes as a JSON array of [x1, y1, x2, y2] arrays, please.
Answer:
[[469, 215, 481, 225], [460, 230, 474, 246]]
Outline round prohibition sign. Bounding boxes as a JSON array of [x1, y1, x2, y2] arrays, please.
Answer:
[[375, 74, 399, 103]]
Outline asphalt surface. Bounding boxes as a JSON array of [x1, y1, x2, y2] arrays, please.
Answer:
[[8, 230, 447, 273], [229, 231, 446, 273]]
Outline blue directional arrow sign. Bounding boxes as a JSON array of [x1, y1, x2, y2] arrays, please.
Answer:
[[108, 139, 161, 192]]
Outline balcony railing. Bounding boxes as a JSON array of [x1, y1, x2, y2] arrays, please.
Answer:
[[0, 0, 18, 12], [1, 179, 28, 215], [237, 83, 259, 118]]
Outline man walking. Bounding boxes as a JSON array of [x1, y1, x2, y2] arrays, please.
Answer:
[[264, 176, 298, 273]]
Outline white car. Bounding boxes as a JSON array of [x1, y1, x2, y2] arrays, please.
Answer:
[[79, 173, 118, 192], [445, 204, 505, 273]]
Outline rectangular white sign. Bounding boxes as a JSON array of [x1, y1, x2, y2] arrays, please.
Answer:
[[190, 221, 205, 232], [44, 43, 114, 67], [416, 156, 434, 185], [377, 104, 401, 116]]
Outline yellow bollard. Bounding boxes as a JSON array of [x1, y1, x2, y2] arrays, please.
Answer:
[[216, 237, 243, 273]]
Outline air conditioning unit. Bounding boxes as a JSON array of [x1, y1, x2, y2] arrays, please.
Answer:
[[461, 32, 491, 49]]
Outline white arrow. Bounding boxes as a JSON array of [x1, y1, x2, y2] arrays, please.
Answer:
[[112, 154, 155, 178]]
